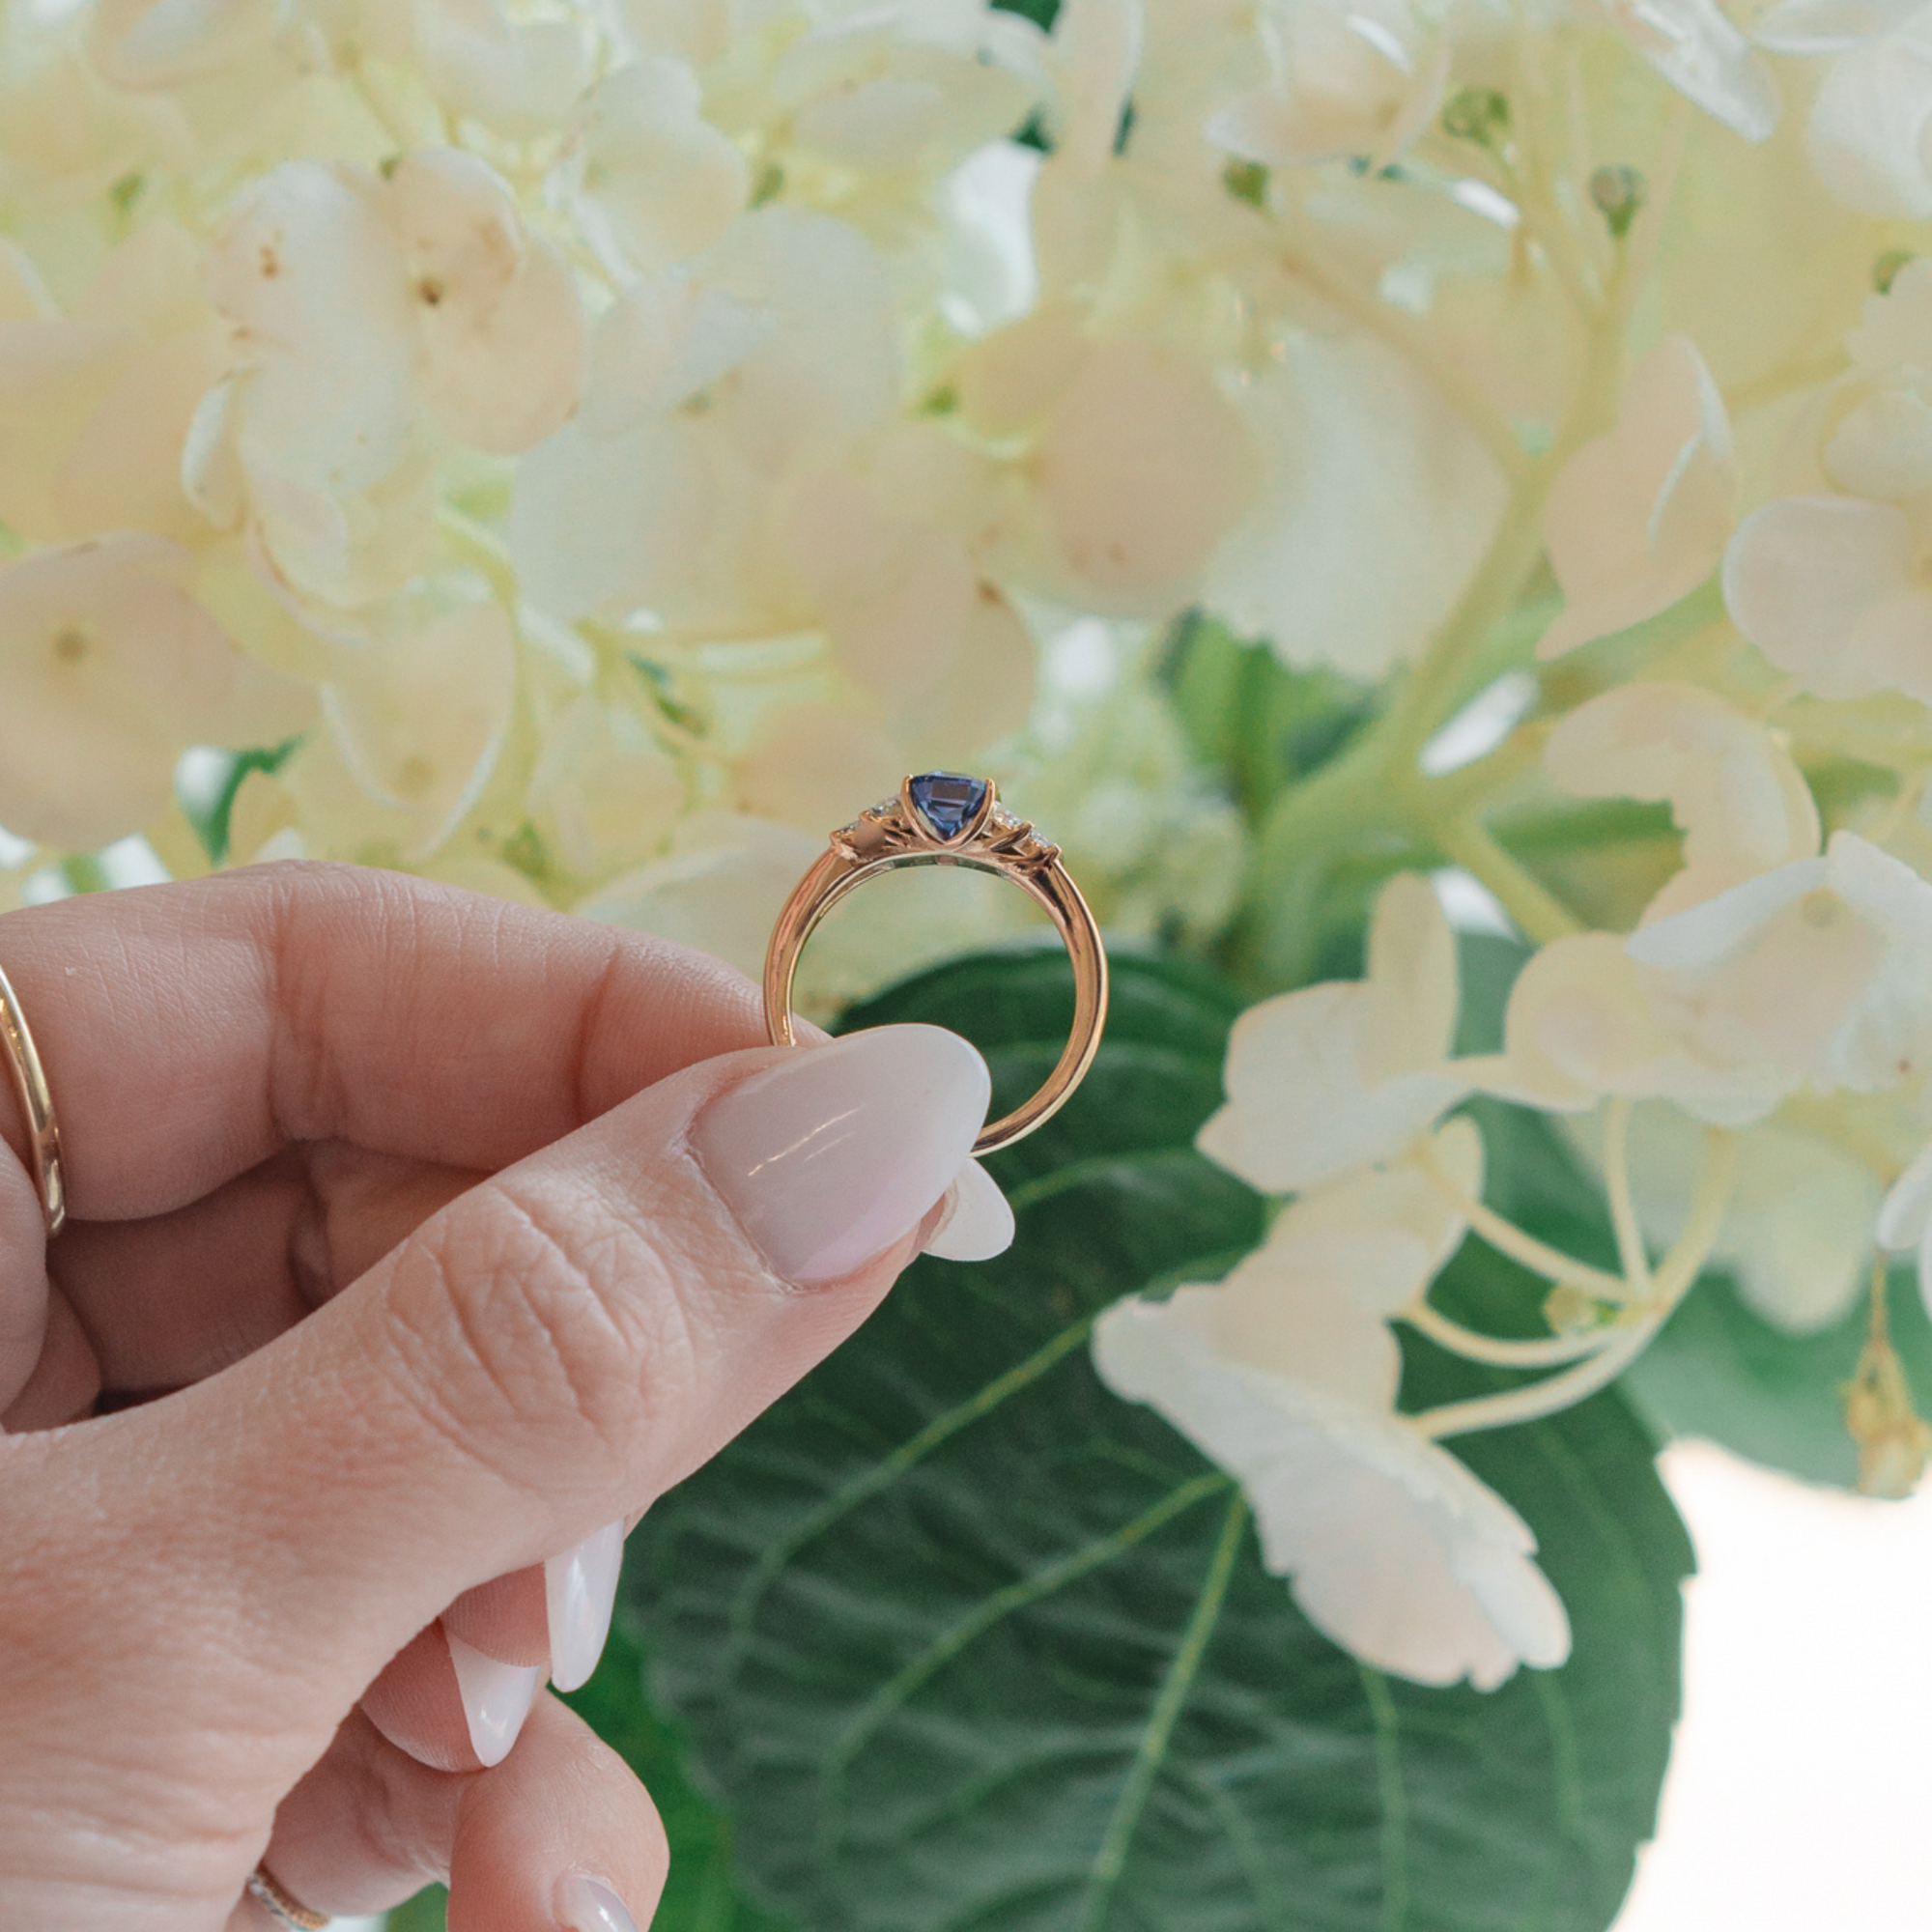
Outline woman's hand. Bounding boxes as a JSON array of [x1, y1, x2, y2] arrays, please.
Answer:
[[0, 863, 1009, 1931]]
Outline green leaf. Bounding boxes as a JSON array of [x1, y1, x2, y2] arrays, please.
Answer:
[[1622, 1264, 1932, 1490], [631, 949, 1690, 1932], [564, 1621, 789, 1932]]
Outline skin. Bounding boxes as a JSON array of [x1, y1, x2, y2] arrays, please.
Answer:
[[0, 862, 929, 1929]]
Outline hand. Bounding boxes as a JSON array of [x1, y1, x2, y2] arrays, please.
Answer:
[[0, 863, 1010, 1931]]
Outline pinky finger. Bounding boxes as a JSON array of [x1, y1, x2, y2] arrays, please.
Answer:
[[448, 1693, 666, 1932]]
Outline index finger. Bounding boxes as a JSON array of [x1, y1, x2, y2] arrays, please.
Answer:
[[0, 862, 773, 1221]]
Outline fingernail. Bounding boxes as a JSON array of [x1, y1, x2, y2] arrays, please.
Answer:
[[445, 1629, 541, 1768], [923, 1158, 1015, 1262], [695, 1025, 990, 1286], [546, 1519, 624, 1694], [556, 1872, 639, 1932]]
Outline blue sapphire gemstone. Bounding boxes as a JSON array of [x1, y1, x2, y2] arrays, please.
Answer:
[[907, 772, 989, 840]]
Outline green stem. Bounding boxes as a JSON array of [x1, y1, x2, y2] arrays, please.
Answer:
[[1074, 1495, 1249, 1932]]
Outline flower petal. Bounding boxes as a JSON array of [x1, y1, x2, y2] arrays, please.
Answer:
[[1540, 336, 1736, 659], [1723, 494, 1932, 703], [1544, 682, 1820, 919], [1093, 1295, 1571, 1689]]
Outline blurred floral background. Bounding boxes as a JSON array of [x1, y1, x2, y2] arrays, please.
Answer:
[[11, 0, 1932, 1921]]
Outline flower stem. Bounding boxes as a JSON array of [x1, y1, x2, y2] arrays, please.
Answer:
[[1416, 1131, 1632, 1303], [1402, 1299, 1620, 1368], [1412, 1127, 1735, 1439]]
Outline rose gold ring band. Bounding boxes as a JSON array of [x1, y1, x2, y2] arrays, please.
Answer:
[[764, 774, 1108, 1156], [0, 961, 64, 1239], [246, 1865, 330, 1929]]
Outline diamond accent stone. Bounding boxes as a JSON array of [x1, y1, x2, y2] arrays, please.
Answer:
[[907, 772, 989, 840]]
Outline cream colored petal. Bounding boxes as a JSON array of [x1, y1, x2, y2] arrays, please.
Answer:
[[1879, 1134, 1932, 1248], [90, 0, 277, 89], [733, 701, 903, 834], [1540, 336, 1737, 659], [1753, 0, 1921, 52], [1037, 337, 1256, 610], [54, 326, 232, 543], [1847, 255, 1932, 368], [1601, 0, 1780, 140], [1822, 385, 1932, 499], [1205, 333, 1506, 679], [1195, 1258, 1405, 1408], [1805, 31, 1932, 216], [1723, 495, 1932, 703], [1092, 1299, 1570, 1688], [526, 693, 685, 881], [895, 579, 1037, 763], [1362, 870, 1461, 1077], [1272, 1116, 1484, 1311], [206, 163, 420, 491], [1493, 931, 1788, 1123], [320, 601, 516, 860], [1545, 683, 1820, 919], [0, 535, 258, 849], [412, 0, 593, 139], [510, 411, 766, 627], [1046, 0, 1144, 174], [572, 59, 750, 275], [419, 236, 586, 455], [696, 209, 899, 472], [1198, 980, 1471, 1192], [955, 303, 1089, 437], [578, 811, 826, 982], [381, 148, 523, 315], [785, 469, 977, 703]]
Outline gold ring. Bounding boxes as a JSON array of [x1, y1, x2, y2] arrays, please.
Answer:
[[246, 1866, 330, 1929], [765, 773, 1108, 1155], [0, 960, 64, 1239]]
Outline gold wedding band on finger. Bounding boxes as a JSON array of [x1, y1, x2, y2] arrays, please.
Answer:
[[246, 1866, 330, 1930], [0, 960, 64, 1239], [764, 774, 1108, 1156]]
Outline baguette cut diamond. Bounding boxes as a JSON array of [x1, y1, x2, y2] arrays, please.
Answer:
[[907, 772, 989, 840]]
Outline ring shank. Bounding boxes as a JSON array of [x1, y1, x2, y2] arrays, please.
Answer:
[[764, 849, 1108, 1156]]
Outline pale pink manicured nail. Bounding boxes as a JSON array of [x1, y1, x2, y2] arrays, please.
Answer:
[[444, 1630, 541, 1768], [556, 1872, 639, 1932], [923, 1158, 1015, 1263], [694, 1025, 990, 1286], [545, 1519, 624, 1694]]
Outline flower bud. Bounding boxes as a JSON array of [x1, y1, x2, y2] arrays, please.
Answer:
[[1589, 165, 1648, 240]]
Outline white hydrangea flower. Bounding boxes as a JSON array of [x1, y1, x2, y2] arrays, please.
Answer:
[[1494, 932, 1791, 1123], [200, 153, 585, 607], [526, 694, 688, 885], [1542, 683, 1820, 920], [1723, 258, 1932, 701], [1205, 332, 1508, 679], [511, 209, 895, 632], [1094, 1121, 1573, 1691], [412, 0, 594, 139], [1539, 337, 1738, 661], [564, 57, 751, 276], [1626, 829, 1932, 1097], [1599, 1101, 1882, 1332], [1206, 0, 1450, 170], [1197, 872, 1474, 1192], [0, 221, 230, 548], [319, 598, 517, 862], [1804, 14, 1932, 215], [0, 533, 310, 850]]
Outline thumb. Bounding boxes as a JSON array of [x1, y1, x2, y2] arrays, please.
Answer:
[[15, 1024, 989, 1723]]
